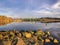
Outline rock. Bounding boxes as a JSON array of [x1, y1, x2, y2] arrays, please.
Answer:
[[16, 37, 26, 45], [53, 39, 59, 43], [25, 32, 32, 38], [45, 39, 50, 43]]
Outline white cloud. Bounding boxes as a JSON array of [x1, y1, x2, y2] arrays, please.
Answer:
[[32, 7, 53, 14], [33, 10, 51, 14], [52, 1, 60, 9]]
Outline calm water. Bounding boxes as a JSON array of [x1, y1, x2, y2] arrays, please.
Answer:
[[0, 22, 60, 30]]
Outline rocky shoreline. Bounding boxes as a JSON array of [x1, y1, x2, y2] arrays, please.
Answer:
[[0, 29, 60, 45]]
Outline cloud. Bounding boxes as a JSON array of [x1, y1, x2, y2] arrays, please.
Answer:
[[0, 0, 60, 18], [33, 10, 51, 14], [52, 1, 60, 9]]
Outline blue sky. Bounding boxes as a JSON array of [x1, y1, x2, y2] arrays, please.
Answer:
[[0, 0, 60, 18]]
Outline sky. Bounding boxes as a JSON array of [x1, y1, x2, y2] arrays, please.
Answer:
[[0, 0, 60, 18]]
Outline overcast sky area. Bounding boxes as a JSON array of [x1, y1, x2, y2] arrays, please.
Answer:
[[0, 0, 60, 18]]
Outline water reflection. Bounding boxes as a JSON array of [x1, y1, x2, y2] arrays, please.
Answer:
[[0, 22, 60, 31]]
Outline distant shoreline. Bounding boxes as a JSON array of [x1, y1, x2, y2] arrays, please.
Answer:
[[0, 16, 60, 25]]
